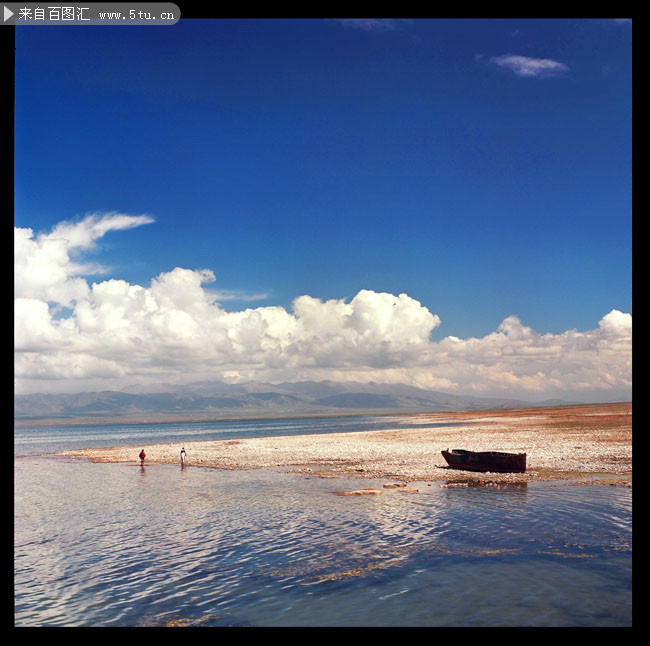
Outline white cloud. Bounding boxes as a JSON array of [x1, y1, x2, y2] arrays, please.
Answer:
[[489, 54, 569, 78], [47, 212, 154, 251], [338, 19, 397, 32], [429, 312, 631, 399], [206, 288, 271, 303], [15, 212, 154, 307], [14, 216, 632, 401]]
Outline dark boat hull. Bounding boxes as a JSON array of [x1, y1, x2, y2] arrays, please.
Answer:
[[441, 449, 526, 473]]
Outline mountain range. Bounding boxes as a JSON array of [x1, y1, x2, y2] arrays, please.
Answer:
[[14, 380, 575, 424]]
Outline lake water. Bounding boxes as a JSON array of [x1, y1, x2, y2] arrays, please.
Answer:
[[14, 416, 632, 627]]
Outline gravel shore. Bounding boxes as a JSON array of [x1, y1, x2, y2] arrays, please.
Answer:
[[56, 402, 631, 486]]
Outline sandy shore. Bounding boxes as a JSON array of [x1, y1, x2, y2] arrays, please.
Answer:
[[55, 402, 631, 486]]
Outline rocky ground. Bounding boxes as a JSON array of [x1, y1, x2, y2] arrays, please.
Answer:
[[55, 402, 632, 487]]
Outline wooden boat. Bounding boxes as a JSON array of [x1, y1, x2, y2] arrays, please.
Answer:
[[441, 449, 526, 473]]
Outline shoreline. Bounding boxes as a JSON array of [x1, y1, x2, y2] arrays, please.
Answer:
[[54, 402, 632, 486]]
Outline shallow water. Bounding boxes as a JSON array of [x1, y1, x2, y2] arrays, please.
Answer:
[[14, 418, 632, 627], [13, 414, 463, 457]]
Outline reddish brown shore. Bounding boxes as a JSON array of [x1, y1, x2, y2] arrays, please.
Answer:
[[56, 402, 632, 486]]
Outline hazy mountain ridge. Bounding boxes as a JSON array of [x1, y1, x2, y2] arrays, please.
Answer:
[[14, 380, 576, 422]]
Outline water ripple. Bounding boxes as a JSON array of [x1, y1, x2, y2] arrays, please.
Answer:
[[15, 457, 632, 627]]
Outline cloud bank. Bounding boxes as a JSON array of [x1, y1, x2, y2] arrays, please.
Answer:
[[15, 215, 631, 401]]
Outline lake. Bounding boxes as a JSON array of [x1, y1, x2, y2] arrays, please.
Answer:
[[14, 416, 632, 627]]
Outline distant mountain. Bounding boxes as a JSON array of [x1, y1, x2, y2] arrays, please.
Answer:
[[14, 379, 575, 423]]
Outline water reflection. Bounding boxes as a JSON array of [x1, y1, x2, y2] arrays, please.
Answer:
[[15, 457, 631, 627], [442, 479, 528, 488]]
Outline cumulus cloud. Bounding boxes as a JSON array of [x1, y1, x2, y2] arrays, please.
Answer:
[[489, 54, 569, 78], [15, 212, 154, 307], [430, 313, 631, 398], [14, 216, 631, 401]]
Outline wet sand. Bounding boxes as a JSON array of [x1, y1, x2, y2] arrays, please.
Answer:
[[56, 402, 631, 486]]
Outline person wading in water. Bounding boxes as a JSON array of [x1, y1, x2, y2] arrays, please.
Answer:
[[139, 449, 146, 466]]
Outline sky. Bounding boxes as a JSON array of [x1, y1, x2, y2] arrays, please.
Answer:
[[14, 18, 632, 401]]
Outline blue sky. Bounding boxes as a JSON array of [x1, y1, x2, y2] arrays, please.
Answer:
[[14, 18, 632, 399]]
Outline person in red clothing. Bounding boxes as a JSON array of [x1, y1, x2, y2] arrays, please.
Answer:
[[139, 449, 146, 466]]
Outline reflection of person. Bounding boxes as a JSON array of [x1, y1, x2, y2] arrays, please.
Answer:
[[180, 447, 186, 465], [139, 449, 146, 466]]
